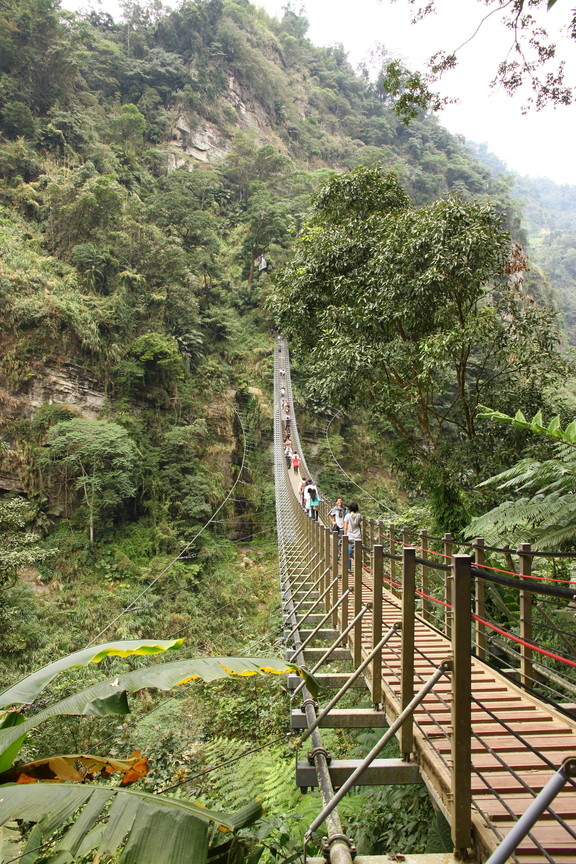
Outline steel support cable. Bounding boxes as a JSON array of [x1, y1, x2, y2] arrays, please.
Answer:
[[470, 728, 576, 843], [290, 606, 370, 701], [304, 662, 451, 840], [484, 759, 576, 864], [299, 624, 402, 743], [469, 798, 521, 864], [86, 392, 253, 647], [324, 410, 396, 513], [470, 765, 571, 864]]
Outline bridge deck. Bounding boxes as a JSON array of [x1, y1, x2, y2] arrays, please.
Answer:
[[277, 338, 576, 863], [344, 575, 576, 863]]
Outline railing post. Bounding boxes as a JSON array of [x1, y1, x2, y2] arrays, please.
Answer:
[[474, 537, 486, 661], [318, 524, 325, 596], [323, 526, 331, 599], [451, 554, 472, 858], [332, 529, 340, 620], [389, 524, 396, 589], [354, 538, 363, 667], [519, 542, 533, 688], [372, 544, 383, 708], [444, 532, 453, 638], [402, 525, 410, 549], [369, 518, 375, 553], [341, 537, 349, 634], [400, 546, 416, 760], [420, 528, 429, 621], [362, 517, 368, 567]]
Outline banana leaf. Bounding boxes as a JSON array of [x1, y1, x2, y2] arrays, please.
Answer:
[[0, 751, 148, 785], [0, 713, 25, 774], [0, 658, 315, 754], [0, 639, 184, 709], [0, 783, 262, 864]]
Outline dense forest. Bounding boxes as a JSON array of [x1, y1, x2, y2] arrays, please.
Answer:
[[0, 0, 575, 861]]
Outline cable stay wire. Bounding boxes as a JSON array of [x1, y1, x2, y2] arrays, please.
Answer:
[[86, 390, 254, 647]]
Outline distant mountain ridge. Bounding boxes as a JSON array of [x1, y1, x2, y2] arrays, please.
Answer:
[[467, 141, 576, 342]]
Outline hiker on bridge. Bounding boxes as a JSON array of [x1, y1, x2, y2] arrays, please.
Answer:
[[308, 485, 321, 520], [285, 415, 291, 433], [299, 477, 307, 508], [328, 497, 348, 541], [343, 502, 362, 571], [284, 443, 292, 469], [292, 452, 300, 474]]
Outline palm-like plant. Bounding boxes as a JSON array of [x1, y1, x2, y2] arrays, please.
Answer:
[[466, 408, 576, 549]]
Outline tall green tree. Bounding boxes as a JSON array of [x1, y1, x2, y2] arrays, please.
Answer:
[[269, 165, 568, 527], [43, 419, 139, 542]]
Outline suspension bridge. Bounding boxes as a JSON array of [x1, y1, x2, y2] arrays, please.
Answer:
[[273, 338, 576, 864]]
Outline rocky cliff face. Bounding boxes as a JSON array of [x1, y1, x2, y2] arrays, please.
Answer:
[[0, 362, 106, 493], [168, 73, 286, 168]]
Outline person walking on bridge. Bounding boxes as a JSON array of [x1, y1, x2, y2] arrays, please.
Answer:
[[343, 502, 362, 572], [299, 477, 307, 508], [308, 485, 321, 520], [329, 497, 348, 546], [292, 452, 300, 474]]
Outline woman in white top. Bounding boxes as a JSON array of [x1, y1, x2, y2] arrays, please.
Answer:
[[343, 502, 362, 572]]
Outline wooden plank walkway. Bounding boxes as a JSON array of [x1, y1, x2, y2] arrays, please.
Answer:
[[339, 569, 576, 863], [278, 338, 576, 863]]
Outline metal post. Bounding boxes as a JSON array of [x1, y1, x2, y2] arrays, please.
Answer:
[[341, 537, 349, 634], [420, 529, 429, 621], [519, 542, 533, 688], [331, 529, 339, 617], [372, 544, 383, 708], [400, 546, 416, 760], [362, 517, 368, 567], [323, 526, 331, 599], [354, 539, 363, 667], [444, 532, 453, 638], [474, 537, 486, 661], [369, 518, 374, 553], [319, 525, 325, 596], [338, 534, 347, 627], [451, 554, 472, 858], [305, 662, 449, 840], [389, 524, 396, 591]]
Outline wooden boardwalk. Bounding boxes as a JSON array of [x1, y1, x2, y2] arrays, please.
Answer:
[[343, 576, 576, 863], [277, 337, 576, 863]]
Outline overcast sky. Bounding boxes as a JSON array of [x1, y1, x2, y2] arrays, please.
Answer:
[[62, 0, 576, 185]]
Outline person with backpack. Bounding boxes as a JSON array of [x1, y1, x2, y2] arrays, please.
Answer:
[[343, 502, 362, 571], [299, 477, 307, 508], [308, 485, 321, 520]]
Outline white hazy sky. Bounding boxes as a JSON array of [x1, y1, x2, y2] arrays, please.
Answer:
[[62, 0, 576, 185]]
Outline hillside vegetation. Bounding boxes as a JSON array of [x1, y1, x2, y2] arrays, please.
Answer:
[[0, 0, 573, 860]]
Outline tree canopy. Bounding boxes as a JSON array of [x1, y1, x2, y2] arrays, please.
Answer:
[[269, 165, 568, 527], [44, 419, 139, 542], [384, 0, 576, 120]]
